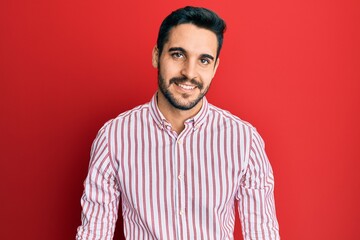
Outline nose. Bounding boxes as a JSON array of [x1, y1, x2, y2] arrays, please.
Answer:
[[180, 59, 198, 80]]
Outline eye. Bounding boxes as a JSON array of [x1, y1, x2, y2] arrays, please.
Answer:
[[171, 52, 184, 59], [200, 58, 210, 65]]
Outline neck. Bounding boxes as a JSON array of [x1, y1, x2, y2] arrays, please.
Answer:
[[157, 91, 202, 134]]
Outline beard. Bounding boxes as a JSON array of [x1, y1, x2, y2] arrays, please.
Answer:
[[158, 71, 210, 111]]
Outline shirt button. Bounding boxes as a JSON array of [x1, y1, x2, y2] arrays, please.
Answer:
[[179, 210, 184, 216], [178, 174, 182, 180], [177, 140, 182, 145]]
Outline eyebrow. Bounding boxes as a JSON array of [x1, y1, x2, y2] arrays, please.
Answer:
[[168, 47, 186, 53], [201, 53, 214, 61], [168, 47, 215, 61]]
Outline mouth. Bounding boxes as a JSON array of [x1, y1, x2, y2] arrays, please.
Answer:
[[176, 83, 197, 90]]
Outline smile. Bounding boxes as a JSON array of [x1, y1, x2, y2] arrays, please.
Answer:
[[176, 83, 196, 90]]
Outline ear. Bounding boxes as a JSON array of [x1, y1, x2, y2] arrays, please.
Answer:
[[152, 45, 159, 68], [212, 58, 220, 77]]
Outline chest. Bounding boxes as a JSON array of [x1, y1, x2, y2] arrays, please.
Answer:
[[114, 127, 246, 211]]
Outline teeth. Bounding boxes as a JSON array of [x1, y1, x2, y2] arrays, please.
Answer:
[[178, 83, 196, 90]]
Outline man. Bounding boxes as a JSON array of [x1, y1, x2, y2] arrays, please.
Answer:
[[76, 6, 280, 240]]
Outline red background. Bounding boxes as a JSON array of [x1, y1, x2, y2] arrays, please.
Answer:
[[1, 0, 359, 239]]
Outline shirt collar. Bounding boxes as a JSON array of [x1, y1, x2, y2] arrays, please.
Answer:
[[149, 92, 209, 130]]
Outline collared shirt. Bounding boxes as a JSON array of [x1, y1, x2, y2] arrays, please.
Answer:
[[76, 93, 280, 240]]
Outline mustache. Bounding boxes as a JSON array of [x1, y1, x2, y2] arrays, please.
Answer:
[[169, 76, 203, 90]]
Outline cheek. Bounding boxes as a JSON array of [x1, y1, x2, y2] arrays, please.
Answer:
[[200, 70, 216, 84], [160, 62, 180, 79]]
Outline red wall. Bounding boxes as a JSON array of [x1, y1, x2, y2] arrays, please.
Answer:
[[1, 0, 359, 239]]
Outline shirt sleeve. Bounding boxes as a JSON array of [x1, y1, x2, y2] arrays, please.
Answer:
[[236, 128, 280, 240], [76, 124, 120, 240]]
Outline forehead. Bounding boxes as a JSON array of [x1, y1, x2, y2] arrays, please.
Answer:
[[165, 23, 218, 56]]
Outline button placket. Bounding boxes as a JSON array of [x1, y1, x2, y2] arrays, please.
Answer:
[[175, 134, 187, 235]]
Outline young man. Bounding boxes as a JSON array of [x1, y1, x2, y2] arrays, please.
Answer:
[[76, 6, 280, 240]]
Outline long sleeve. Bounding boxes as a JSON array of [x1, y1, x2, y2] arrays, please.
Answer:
[[237, 129, 280, 240], [76, 124, 120, 240]]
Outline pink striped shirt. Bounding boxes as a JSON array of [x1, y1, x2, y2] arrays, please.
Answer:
[[76, 93, 280, 240]]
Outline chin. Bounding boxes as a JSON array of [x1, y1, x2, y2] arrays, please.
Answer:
[[169, 96, 203, 110]]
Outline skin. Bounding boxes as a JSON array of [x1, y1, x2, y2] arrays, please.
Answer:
[[152, 23, 220, 134]]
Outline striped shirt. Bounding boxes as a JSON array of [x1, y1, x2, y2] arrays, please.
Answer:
[[76, 93, 280, 240]]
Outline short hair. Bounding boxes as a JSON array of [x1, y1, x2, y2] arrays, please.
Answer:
[[157, 6, 226, 59]]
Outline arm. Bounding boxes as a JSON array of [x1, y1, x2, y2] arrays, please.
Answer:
[[237, 129, 280, 239], [76, 125, 120, 240]]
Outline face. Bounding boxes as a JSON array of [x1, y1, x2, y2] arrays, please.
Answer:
[[153, 23, 220, 111]]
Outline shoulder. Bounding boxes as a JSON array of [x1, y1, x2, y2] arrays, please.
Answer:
[[99, 102, 151, 134], [207, 103, 256, 133], [207, 104, 266, 146]]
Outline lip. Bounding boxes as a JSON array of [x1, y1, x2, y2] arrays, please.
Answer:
[[174, 82, 197, 92]]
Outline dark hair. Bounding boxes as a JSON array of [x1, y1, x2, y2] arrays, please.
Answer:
[[157, 6, 226, 59]]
